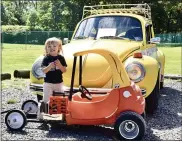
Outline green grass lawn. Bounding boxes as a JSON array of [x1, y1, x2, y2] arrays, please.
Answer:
[[2, 43, 44, 75], [159, 47, 181, 75], [1, 43, 181, 75]]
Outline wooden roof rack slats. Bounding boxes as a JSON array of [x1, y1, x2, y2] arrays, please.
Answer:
[[82, 3, 151, 20]]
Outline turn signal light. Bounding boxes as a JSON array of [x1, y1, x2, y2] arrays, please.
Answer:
[[133, 52, 143, 58]]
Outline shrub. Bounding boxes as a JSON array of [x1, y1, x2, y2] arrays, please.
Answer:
[[2, 25, 30, 32]]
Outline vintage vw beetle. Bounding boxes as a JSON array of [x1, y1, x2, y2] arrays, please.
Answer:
[[30, 4, 165, 114]]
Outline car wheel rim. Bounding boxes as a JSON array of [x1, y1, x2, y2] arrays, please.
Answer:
[[23, 102, 38, 114], [119, 120, 139, 140], [7, 112, 24, 129]]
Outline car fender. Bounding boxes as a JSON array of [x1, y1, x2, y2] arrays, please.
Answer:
[[30, 71, 44, 84], [157, 49, 165, 81], [30, 55, 44, 84], [124, 55, 159, 98]]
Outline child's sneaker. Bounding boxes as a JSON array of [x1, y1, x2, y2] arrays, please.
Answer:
[[38, 112, 44, 120], [37, 102, 44, 120]]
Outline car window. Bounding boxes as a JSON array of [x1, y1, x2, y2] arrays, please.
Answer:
[[74, 16, 143, 41], [146, 25, 152, 43]]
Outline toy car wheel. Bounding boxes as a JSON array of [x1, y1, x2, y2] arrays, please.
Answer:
[[145, 74, 160, 114], [114, 111, 146, 140], [21, 100, 38, 117], [5, 109, 27, 131]]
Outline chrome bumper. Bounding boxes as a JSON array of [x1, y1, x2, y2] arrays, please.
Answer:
[[29, 83, 75, 93], [30, 84, 43, 92], [30, 83, 146, 96]]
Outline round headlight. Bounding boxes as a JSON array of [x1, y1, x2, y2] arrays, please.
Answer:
[[32, 56, 45, 79], [125, 62, 145, 82]]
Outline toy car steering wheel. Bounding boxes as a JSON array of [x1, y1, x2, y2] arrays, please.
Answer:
[[79, 85, 92, 100]]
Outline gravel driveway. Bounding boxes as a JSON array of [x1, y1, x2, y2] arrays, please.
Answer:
[[1, 79, 182, 140]]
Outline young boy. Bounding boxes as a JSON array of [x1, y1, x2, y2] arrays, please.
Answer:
[[41, 37, 67, 103]]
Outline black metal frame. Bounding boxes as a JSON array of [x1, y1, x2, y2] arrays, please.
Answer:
[[69, 56, 83, 101], [1, 109, 15, 114], [26, 119, 66, 124], [79, 56, 82, 86], [1, 110, 65, 124]]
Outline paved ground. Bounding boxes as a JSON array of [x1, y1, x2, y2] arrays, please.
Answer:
[[1, 79, 182, 140]]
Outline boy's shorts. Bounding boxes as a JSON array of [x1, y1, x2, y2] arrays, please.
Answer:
[[43, 82, 64, 103]]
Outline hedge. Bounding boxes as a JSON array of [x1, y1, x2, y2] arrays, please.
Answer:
[[1, 25, 74, 44], [2, 25, 30, 33]]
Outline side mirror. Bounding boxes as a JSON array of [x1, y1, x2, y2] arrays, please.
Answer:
[[150, 37, 160, 44], [63, 38, 69, 45]]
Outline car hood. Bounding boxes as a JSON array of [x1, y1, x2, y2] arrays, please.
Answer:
[[63, 39, 141, 88]]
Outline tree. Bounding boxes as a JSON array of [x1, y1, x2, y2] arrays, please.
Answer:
[[1, 3, 8, 25], [37, 0, 66, 31], [1, 0, 182, 33], [26, 11, 39, 28]]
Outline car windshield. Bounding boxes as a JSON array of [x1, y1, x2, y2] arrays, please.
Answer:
[[74, 16, 143, 41]]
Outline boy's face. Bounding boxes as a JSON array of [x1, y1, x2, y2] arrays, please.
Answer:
[[46, 41, 59, 56]]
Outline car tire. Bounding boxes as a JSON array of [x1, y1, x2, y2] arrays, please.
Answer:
[[160, 81, 164, 89], [114, 111, 146, 140], [5, 109, 27, 131], [145, 74, 160, 114]]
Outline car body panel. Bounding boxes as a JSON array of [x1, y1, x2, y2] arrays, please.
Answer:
[[73, 48, 131, 87], [63, 40, 140, 87], [124, 56, 159, 97], [157, 49, 165, 81]]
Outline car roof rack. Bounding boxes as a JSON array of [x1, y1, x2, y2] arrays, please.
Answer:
[[82, 3, 151, 20]]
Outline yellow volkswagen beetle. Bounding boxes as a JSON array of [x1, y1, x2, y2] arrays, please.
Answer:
[[30, 4, 165, 114]]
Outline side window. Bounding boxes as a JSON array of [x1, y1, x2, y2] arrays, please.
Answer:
[[146, 25, 152, 43]]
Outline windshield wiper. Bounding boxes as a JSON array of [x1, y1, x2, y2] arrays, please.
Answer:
[[74, 36, 88, 39], [99, 36, 128, 40]]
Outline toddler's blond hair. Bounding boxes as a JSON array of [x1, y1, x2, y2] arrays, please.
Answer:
[[44, 37, 63, 55]]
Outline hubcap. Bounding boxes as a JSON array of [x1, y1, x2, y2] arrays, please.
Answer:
[[23, 102, 38, 114], [119, 120, 139, 140], [7, 112, 24, 129]]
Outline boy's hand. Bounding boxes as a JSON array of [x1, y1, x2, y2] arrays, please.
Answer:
[[48, 62, 55, 69], [54, 59, 66, 72], [54, 59, 62, 68]]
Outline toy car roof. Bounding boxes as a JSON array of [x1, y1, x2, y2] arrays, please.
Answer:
[[82, 3, 151, 20], [73, 48, 130, 88]]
